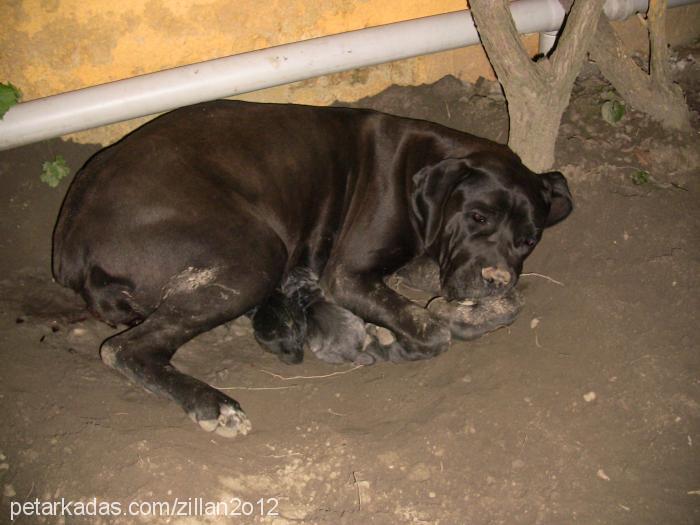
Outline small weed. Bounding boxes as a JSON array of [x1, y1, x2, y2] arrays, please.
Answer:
[[41, 155, 71, 187], [631, 170, 650, 185], [601, 99, 625, 125], [0, 82, 22, 119]]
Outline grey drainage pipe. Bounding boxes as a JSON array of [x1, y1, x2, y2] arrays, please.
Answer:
[[0, 0, 697, 150]]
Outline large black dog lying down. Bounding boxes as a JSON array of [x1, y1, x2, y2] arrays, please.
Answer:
[[53, 101, 573, 437]]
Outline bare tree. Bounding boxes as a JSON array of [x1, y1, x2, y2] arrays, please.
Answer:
[[589, 0, 691, 131], [469, 0, 605, 171]]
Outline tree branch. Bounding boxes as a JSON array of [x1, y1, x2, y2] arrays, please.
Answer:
[[648, 0, 670, 85], [589, 7, 691, 130], [469, 0, 541, 89], [589, 16, 652, 106], [551, 0, 607, 82]]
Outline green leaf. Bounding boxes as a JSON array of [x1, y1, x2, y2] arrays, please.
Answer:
[[41, 155, 71, 188], [601, 99, 625, 125], [600, 90, 617, 102], [631, 170, 650, 186], [0, 82, 22, 119]]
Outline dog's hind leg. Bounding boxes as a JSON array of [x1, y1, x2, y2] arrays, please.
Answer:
[[99, 261, 282, 438]]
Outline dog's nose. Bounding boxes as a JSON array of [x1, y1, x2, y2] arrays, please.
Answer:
[[481, 266, 512, 287]]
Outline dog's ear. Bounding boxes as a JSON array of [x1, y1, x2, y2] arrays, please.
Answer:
[[411, 158, 470, 249], [541, 171, 573, 227]]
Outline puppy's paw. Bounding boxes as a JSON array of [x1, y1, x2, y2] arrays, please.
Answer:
[[306, 301, 372, 364]]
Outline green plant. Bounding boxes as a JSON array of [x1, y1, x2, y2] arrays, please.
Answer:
[[0, 82, 21, 119], [601, 99, 625, 125], [631, 169, 650, 185], [41, 155, 71, 187]]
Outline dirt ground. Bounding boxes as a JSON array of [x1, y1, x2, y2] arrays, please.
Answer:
[[1, 45, 699, 525]]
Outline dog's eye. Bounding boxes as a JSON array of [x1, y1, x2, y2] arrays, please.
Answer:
[[471, 212, 487, 224]]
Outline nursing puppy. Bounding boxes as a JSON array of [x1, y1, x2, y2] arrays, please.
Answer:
[[53, 101, 572, 437]]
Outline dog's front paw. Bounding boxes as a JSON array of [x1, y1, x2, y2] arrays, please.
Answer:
[[388, 321, 451, 363], [427, 289, 523, 340], [356, 324, 396, 364]]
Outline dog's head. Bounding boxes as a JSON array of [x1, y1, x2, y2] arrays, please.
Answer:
[[411, 151, 572, 300]]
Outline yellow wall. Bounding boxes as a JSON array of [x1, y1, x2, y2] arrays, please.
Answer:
[[2, 1, 699, 145]]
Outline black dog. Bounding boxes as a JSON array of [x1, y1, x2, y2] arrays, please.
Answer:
[[53, 101, 572, 437]]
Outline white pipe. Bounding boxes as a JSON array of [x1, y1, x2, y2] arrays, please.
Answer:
[[604, 0, 699, 20], [0, 0, 565, 150], [538, 31, 559, 55], [1, 0, 698, 150], [540, 0, 699, 54]]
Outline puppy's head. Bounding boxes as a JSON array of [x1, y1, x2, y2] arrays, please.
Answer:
[[411, 151, 572, 300]]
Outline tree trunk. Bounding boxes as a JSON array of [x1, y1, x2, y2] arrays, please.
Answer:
[[470, 0, 605, 172], [589, 1, 691, 131], [507, 90, 569, 172]]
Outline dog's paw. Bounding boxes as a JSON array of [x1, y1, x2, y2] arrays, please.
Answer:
[[355, 324, 396, 364], [187, 391, 252, 438], [365, 319, 450, 363], [427, 289, 523, 340], [388, 256, 441, 294]]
